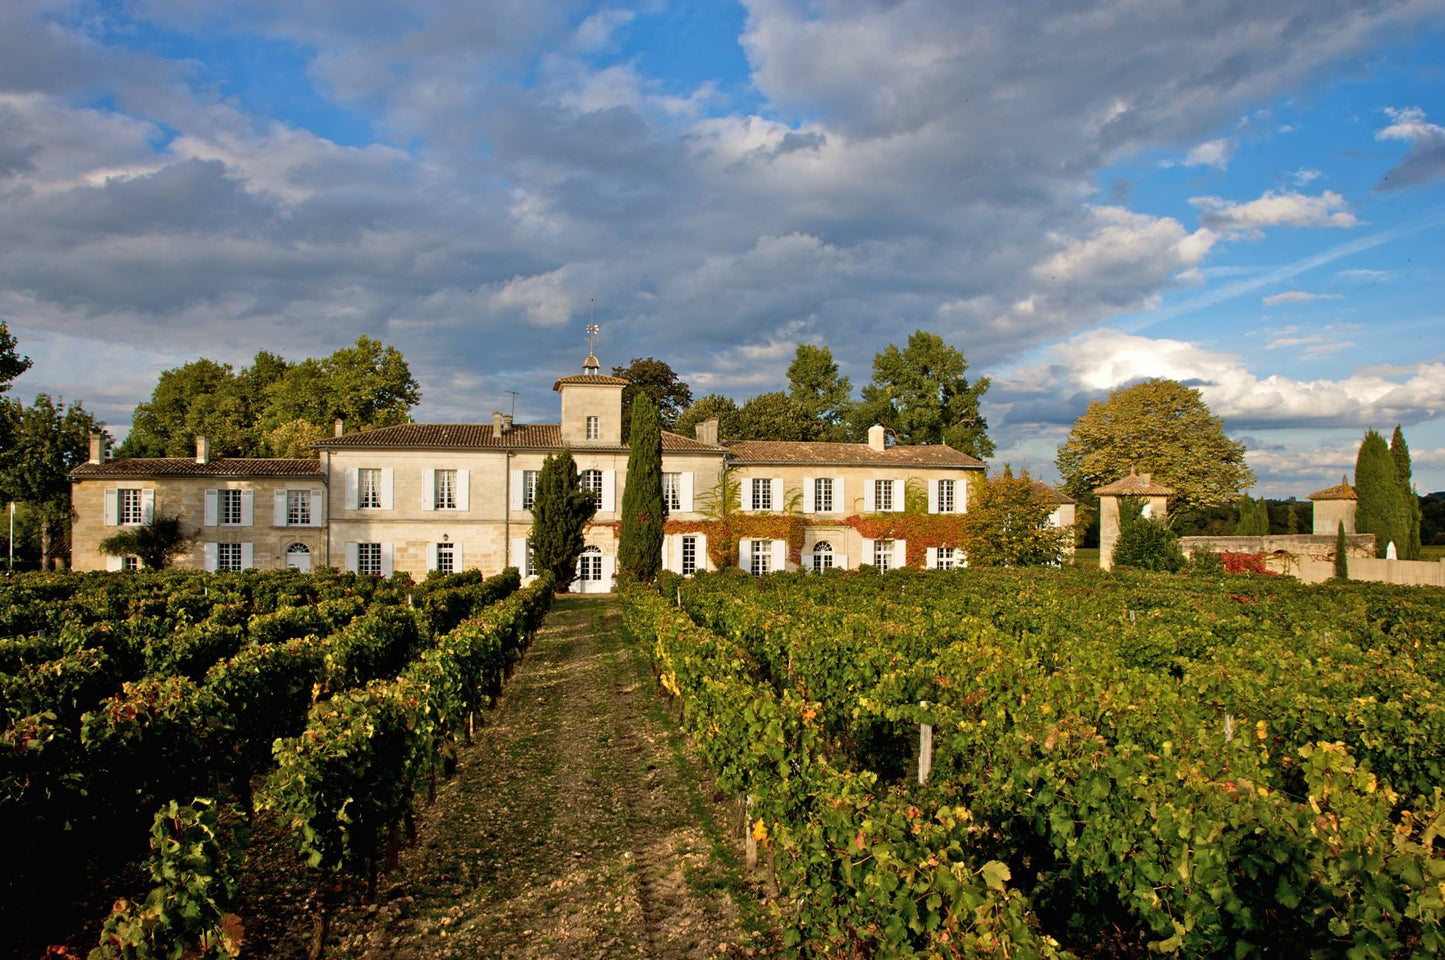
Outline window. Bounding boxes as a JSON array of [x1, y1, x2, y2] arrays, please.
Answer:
[[358, 469, 382, 508], [218, 489, 243, 526], [581, 469, 603, 504], [663, 473, 681, 511], [357, 542, 383, 576], [750, 479, 772, 512], [749, 540, 772, 576], [216, 542, 243, 573], [874, 539, 895, 572], [522, 470, 539, 509], [434, 469, 457, 510], [579, 545, 603, 582], [436, 542, 455, 574], [812, 540, 834, 571], [937, 546, 956, 570], [874, 479, 894, 512], [118, 489, 145, 525], [287, 490, 311, 526], [681, 535, 698, 576], [814, 477, 833, 513], [524, 541, 536, 578], [938, 479, 956, 514], [586, 415, 599, 441], [122, 556, 140, 572]]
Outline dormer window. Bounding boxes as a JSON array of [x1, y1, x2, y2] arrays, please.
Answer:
[[586, 416, 599, 441]]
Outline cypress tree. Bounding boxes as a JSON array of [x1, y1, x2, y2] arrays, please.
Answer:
[[617, 393, 665, 582], [1354, 430, 1408, 558], [1333, 520, 1349, 581], [1390, 425, 1423, 560], [530, 449, 596, 592]]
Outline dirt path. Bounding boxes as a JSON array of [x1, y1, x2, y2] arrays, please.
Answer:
[[314, 594, 771, 960]]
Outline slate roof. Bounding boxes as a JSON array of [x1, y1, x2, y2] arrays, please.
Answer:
[[1309, 476, 1357, 501], [1032, 481, 1076, 505], [70, 458, 323, 480], [309, 422, 722, 453], [552, 374, 630, 390], [1094, 470, 1175, 496], [723, 440, 985, 468]]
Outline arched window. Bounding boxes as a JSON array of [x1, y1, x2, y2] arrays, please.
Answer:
[[811, 540, 834, 571], [580, 469, 603, 504], [285, 542, 311, 573], [285, 543, 310, 555], [578, 545, 603, 581]]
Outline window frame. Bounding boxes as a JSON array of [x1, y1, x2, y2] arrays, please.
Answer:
[[121, 556, 140, 572], [580, 469, 603, 504], [435, 541, 455, 574], [874, 479, 894, 512], [118, 488, 145, 526], [218, 489, 243, 526], [749, 539, 772, 576], [522, 470, 538, 510], [874, 538, 895, 572], [434, 469, 457, 510], [216, 542, 243, 573], [938, 479, 956, 514], [358, 468, 382, 509], [814, 477, 833, 513], [357, 542, 383, 576], [681, 535, 698, 576], [586, 415, 600, 441], [663, 472, 681, 511], [286, 489, 311, 526], [812, 540, 834, 571], [750, 479, 773, 512], [937, 546, 956, 570]]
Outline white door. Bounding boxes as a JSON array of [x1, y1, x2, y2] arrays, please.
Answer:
[[285, 543, 312, 573], [575, 546, 604, 593]]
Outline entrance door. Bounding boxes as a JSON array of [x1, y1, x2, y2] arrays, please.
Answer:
[[285, 543, 312, 573], [574, 546, 607, 593]]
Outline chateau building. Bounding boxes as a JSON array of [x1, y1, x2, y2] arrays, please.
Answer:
[[69, 352, 1030, 587]]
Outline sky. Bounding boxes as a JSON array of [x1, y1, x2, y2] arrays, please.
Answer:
[[2, 0, 1444, 495]]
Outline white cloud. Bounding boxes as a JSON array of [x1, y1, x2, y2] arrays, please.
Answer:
[[1261, 290, 1343, 305], [1190, 189, 1359, 230], [1182, 138, 1233, 168], [1376, 106, 1445, 142], [1375, 106, 1445, 190], [1290, 167, 1322, 185]]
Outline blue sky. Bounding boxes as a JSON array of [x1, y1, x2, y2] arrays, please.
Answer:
[[2, 0, 1444, 494]]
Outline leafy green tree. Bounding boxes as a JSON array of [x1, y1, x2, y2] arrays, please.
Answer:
[[1334, 521, 1349, 580], [617, 395, 664, 581], [733, 391, 822, 442], [675, 394, 740, 440], [787, 344, 852, 439], [612, 357, 692, 436], [1111, 495, 1186, 572], [1057, 379, 1254, 511], [1354, 429, 1410, 558], [2, 394, 107, 568], [263, 336, 419, 442], [849, 331, 993, 459], [118, 354, 287, 458], [960, 466, 1070, 567], [0, 322, 32, 394], [99, 514, 194, 570], [529, 450, 596, 592], [1234, 497, 1270, 536], [1390, 425, 1423, 560]]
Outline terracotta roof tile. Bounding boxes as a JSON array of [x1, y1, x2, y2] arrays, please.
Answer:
[[70, 458, 322, 480], [1309, 476, 1357, 501], [723, 440, 984, 468], [310, 422, 723, 453], [552, 374, 630, 390], [1094, 470, 1175, 496]]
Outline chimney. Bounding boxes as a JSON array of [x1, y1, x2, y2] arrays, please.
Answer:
[[492, 411, 504, 435], [195, 436, 211, 465], [88, 432, 104, 465], [695, 418, 719, 447], [333, 418, 345, 438], [867, 424, 886, 451], [502, 413, 514, 434]]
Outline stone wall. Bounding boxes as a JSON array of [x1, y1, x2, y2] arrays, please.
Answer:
[[1180, 534, 1444, 588], [1179, 534, 1375, 559]]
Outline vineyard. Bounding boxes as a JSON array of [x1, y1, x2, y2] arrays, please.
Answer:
[[626, 567, 1445, 958], [0, 566, 553, 959]]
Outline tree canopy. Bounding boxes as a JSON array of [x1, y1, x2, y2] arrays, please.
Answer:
[[1056, 378, 1254, 510], [787, 344, 852, 439], [1355, 429, 1410, 558], [118, 337, 420, 459], [850, 330, 993, 459], [675, 394, 741, 441], [529, 450, 596, 592], [612, 357, 692, 436], [732, 392, 825, 442], [1390, 425, 1423, 560], [617, 394, 664, 581], [960, 466, 1071, 567]]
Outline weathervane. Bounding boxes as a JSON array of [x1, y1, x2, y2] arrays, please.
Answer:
[[585, 309, 600, 355]]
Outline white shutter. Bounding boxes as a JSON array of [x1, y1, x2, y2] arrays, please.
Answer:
[[927, 479, 939, 515], [834, 476, 845, 514], [835, 553, 848, 570], [892, 480, 904, 512], [739, 538, 753, 571], [345, 468, 359, 509], [803, 477, 815, 514], [770, 478, 783, 512], [961, 476, 970, 513], [456, 469, 470, 510], [240, 490, 254, 526], [600, 553, 615, 590], [427, 542, 439, 572], [379, 469, 394, 510], [744, 478, 756, 511], [344, 542, 358, 572], [864, 481, 876, 513], [455, 542, 465, 570], [240, 543, 254, 570], [380, 542, 394, 577], [861, 538, 874, 566], [141, 489, 155, 523], [601, 470, 616, 512], [802, 553, 813, 572], [511, 538, 529, 577], [510, 470, 525, 511], [421, 469, 435, 511], [771, 539, 786, 571], [662, 534, 675, 573], [895, 540, 907, 569], [679, 472, 694, 512], [274, 490, 290, 527], [103, 490, 118, 527], [309, 489, 324, 526], [104, 554, 123, 572], [204, 490, 218, 526], [926, 546, 938, 569], [696, 534, 708, 571], [204, 542, 218, 572]]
